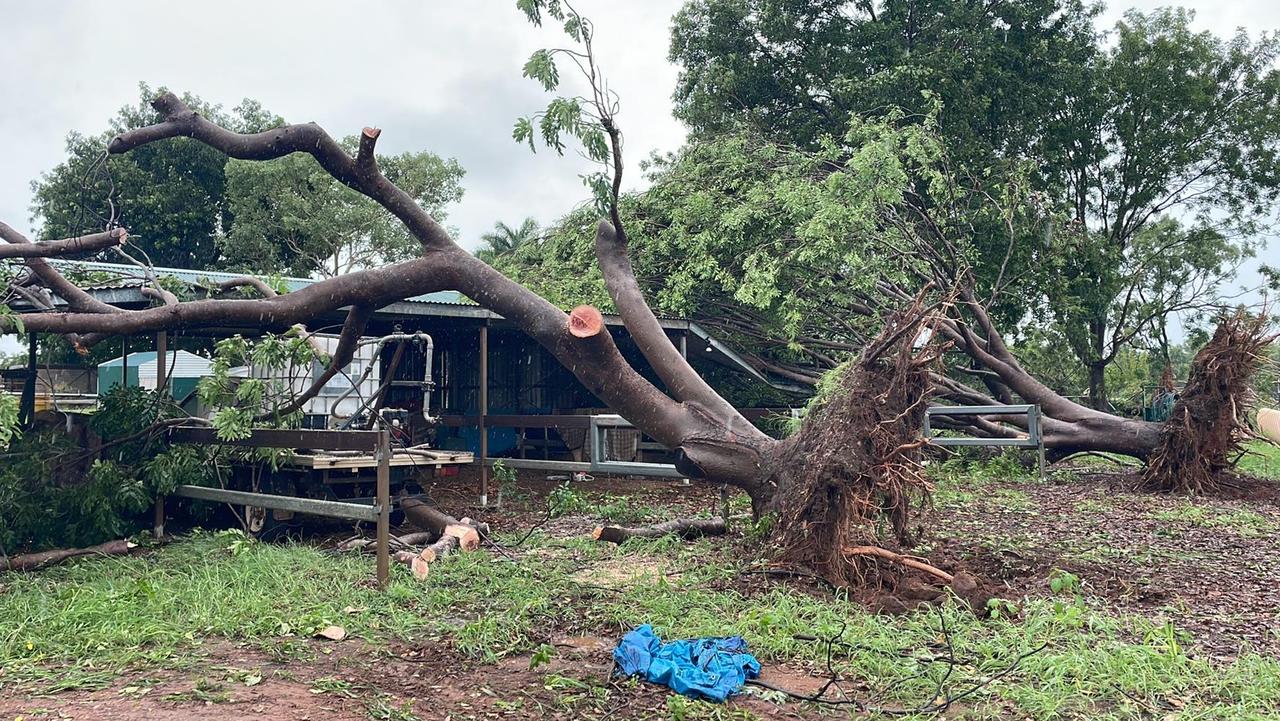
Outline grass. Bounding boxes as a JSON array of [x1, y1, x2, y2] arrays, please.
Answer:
[[1236, 440, 1280, 480], [1149, 502, 1276, 538], [2, 530, 1279, 719]]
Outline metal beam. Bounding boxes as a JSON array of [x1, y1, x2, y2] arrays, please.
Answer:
[[437, 414, 595, 429], [926, 404, 1034, 416], [375, 428, 390, 589], [172, 484, 380, 522], [479, 322, 489, 507]]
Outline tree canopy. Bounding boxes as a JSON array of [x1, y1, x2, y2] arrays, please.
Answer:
[[654, 2, 1280, 406], [31, 85, 465, 276]]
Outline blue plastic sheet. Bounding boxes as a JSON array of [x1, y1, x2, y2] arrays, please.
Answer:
[[612, 624, 761, 702]]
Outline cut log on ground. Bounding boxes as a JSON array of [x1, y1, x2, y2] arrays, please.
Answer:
[[400, 497, 483, 550], [421, 533, 462, 562], [592, 517, 728, 544], [1, 539, 137, 572], [389, 533, 463, 582]]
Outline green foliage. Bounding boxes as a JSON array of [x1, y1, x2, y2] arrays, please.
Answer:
[[0, 391, 19, 450], [0, 386, 216, 553], [528, 643, 555, 670], [666, 1, 1280, 404], [198, 332, 318, 440], [29, 84, 269, 269], [514, 0, 617, 211], [29, 83, 464, 276], [475, 217, 539, 263], [220, 140, 463, 277], [497, 111, 1002, 389], [1048, 569, 1082, 596]]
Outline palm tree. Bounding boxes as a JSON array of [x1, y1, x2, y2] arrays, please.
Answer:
[[477, 218, 539, 262]]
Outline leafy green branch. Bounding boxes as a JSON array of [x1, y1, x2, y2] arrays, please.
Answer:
[[514, 0, 620, 214]]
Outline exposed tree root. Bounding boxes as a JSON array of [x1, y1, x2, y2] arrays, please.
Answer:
[[845, 545, 953, 584], [1, 539, 137, 572], [1142, 310, 1275, 493], [592, 517, 727, 544], [766, 294, 943, 587]]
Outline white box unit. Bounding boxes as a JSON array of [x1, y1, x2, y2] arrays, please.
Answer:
[[230, 334, 380, 422]]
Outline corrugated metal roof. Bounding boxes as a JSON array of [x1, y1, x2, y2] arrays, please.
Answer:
[[50, 260, 474, 306]]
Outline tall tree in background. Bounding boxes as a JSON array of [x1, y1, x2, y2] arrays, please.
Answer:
[[30, 85, 465, 277], [221, 142, 464, 278], [476, 217, 539, 263], [30, 85, 270, 269], [1040, 9, 1280, 408], [666, 0, 1093, 348], [669, 2, 1280, 407]]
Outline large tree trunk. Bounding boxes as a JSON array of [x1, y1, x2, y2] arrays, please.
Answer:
[[1087, 320, 1109, 411], [1087, 361, 1108, 412]]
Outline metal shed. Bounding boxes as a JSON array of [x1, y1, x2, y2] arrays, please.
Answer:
[[137, 351, 214, 401], [99, 350, 212, 402]]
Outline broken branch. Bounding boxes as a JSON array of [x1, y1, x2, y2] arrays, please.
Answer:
[[592, 517, 727, 544]]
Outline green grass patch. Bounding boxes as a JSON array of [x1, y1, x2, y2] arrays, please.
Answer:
[[1236, 440, 1280, 480], [2, 532, 1279, 718], [1149, 503, 1275, 538]]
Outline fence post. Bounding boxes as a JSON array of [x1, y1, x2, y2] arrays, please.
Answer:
[[153, 331, 168, 539], [375, 427, 391, 589]]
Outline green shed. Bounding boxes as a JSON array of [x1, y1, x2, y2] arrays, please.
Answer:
[[96, 351, 157, 393]]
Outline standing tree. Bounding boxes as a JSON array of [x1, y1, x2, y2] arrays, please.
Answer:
[[1039, 9, 1280, 408], [476, 218, 540, 263], [670, 2, 1280, 409], [30, 84, 465, 277], [30, 85, 270, 270], [220, 140, 464, 278]]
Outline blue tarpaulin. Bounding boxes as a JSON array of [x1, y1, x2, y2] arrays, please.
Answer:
[[612, 624, 761, 702]]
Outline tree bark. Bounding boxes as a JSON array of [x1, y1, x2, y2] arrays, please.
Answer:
[[0, 88, 1221, 587], [1, 540, 136, 572], [592, 517, 727, 544]]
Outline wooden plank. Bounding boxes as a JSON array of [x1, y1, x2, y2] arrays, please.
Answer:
[[168, 426, 381, 452], [288, 450, 472, 471]]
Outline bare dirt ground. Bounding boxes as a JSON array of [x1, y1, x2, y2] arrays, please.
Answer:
[[2, 466, 1278, 719], [926, 470, 1280, 659]]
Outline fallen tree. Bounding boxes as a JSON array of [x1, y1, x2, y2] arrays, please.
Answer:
[[2, 5, 1270, 583], [0, 539, 136, 572], [0, 89, 937, 584]]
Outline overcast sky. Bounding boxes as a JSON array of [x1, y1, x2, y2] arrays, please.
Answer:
[[0, 0, 1277, 353]]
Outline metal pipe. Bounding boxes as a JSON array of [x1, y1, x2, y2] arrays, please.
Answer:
[[329, 332, 435, 424], [172, 484, 380, 522]]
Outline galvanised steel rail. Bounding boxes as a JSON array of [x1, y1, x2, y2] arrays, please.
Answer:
[[923, 404, 1045, 477]]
